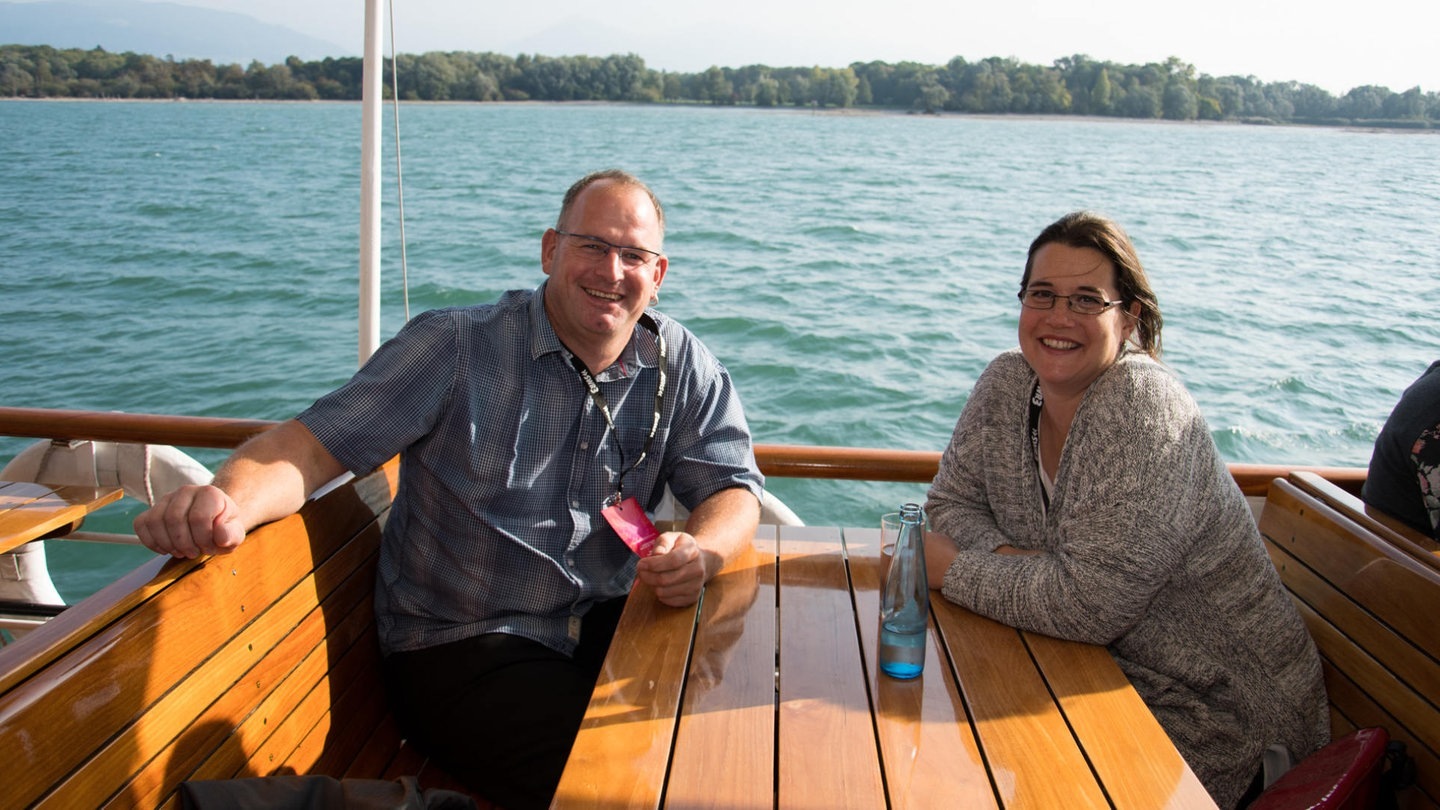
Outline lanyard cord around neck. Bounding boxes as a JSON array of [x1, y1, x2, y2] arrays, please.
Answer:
[[564, 313, 668, 501], [1028, 380, 1050, 511]]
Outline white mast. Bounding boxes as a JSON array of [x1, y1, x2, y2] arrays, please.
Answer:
[[358, 0, 383, 364]]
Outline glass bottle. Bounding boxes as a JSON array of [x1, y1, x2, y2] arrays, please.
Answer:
[[879, 502, 929, 679]]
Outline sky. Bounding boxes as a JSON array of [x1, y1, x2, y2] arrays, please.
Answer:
[[152, 0, 1440, 96]]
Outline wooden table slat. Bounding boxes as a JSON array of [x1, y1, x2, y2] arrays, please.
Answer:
[[551, 578, 699, 810], [1026, 633, 1216, 809], [664, 530, 778, 809], [931, 599, 1112, 809], [845, 526, 1000, 810], [776, 526, 886, 808]]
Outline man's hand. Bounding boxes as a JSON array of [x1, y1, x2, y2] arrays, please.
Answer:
[[132, 419, 347, 560], [134, 484, 247, 559], [636, 531, 709, 607]]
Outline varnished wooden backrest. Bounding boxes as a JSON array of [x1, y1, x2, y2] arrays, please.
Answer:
[[1260, 475, 1440, 808], [0, 460, 400, 809], [1289, 469, 1440, 567]]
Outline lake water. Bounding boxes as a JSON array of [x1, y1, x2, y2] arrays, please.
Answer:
[[2, 100, 1437, 600]]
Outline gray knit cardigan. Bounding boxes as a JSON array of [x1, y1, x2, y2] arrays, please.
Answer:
[[926, 349, 1328, 809]]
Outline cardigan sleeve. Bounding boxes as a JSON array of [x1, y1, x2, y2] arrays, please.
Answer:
[[925, 353, 1025, 554]]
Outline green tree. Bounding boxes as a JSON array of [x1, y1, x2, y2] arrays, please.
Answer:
[[853, 60, 899, 105], [814, 67, 859, 108], [30, 45, 67, 95], [599, 54, 647, 100], [1212, 80, 1244, 117], [3, 42, 1435, 125], [1012, 63, 1069, 112], [701, 66, 734, 104], [1161, 56, 1196, 82], [125, 53, 174, 98], [786, 72, 812, 106], [1288, 83, 1337, 119], [11, 66, 38, 96], [1162, 81, 1198, 120], [174, 58, 217, 97], [76, 47, 124, 81], [1091, 67, 1113, 114], [971, 57, 1014, 111], [1118, 80, 1160, 118], [915, 72, 949, 113], [409, 52, 458, 100], [1340, 85, 1386, 119], [662, 72, 682, 101], [1385, 86, 1425, 119], [213, 63, 250, 99], [753, 74, 781, 107], [0, 49, 36, 96]]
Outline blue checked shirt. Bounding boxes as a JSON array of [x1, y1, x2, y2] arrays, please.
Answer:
[[297, 285, 764, 656]]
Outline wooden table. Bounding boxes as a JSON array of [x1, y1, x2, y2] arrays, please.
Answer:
[[0, 480, 124, 555], [553, 525, 1218, 809]]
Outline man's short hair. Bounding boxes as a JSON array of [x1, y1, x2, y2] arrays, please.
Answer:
[[557, 169, 665, 235]]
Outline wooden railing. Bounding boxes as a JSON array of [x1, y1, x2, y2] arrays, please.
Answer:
[[0, 407, 273, 449], [0, 407, 1367, 497]]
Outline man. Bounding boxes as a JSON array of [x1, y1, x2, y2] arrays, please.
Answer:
[[135, 169, 764, 809]]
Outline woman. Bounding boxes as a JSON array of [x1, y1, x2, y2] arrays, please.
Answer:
[[924, 211, 1327, 809]]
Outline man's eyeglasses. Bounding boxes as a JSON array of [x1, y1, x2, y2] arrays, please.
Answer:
[[1018, 289, 1124, 315], [555, 230, 662, 270]]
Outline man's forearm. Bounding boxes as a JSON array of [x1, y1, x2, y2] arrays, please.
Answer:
[[682, 486, 762, 580], [216, 419, 347, 531]]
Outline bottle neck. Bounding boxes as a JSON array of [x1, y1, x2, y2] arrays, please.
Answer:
[[899, 503, 924, 524]]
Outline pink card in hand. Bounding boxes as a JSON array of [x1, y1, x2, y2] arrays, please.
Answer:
[[602, 496, 660, 557]]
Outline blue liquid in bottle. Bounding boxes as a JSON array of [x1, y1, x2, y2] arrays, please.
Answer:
[[879, 503, 929, 679]]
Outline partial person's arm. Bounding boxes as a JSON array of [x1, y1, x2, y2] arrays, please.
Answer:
[[925, 532, 1036, 589], [134, 419, 347, 559], [637, 486, 760, 607]]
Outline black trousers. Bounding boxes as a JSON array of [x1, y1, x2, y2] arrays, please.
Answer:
[[381, 597, 628, 810]]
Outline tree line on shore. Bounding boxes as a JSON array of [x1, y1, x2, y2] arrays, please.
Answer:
[[2, 44, 1435, 127]]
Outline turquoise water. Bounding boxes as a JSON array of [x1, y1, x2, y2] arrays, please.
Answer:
[[2, 100, 1438, 600]]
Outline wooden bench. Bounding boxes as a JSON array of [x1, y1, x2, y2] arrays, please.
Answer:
[[0, 458, 487, 809], [1287, 469, 1440, 568], [1260, 472, 1440, 809]]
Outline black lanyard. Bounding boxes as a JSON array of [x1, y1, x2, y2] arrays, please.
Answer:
[[564, 313, 668, 503], [1028, 380, 1050, 510]]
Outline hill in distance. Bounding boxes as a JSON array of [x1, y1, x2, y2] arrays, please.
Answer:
[[0, 0, 347, 65]]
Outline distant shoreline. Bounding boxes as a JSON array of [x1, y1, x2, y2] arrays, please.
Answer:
[[4, 96, 1434, 134]]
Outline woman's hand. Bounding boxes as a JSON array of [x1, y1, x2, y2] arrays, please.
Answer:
[[923, 531, 960, 589]]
